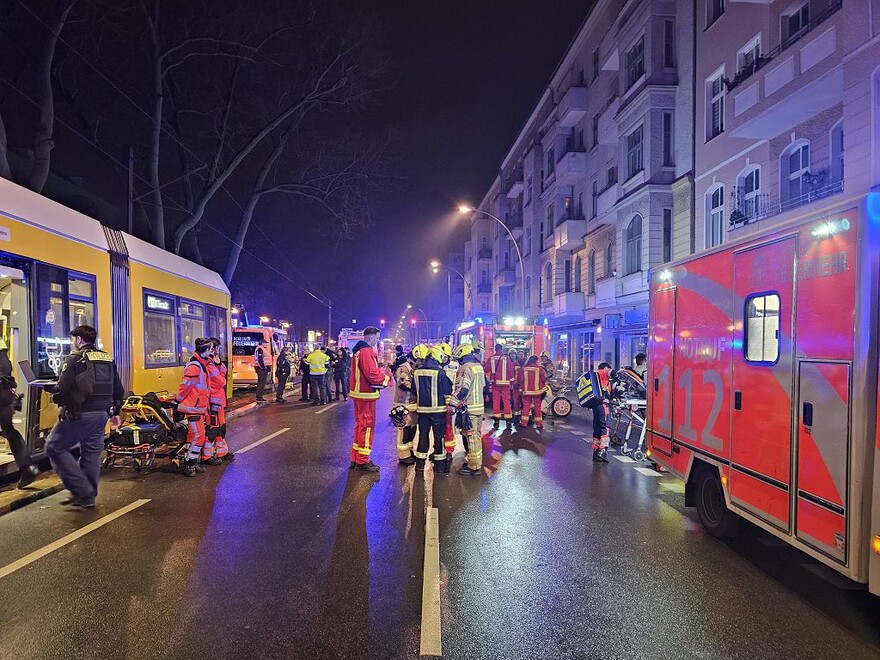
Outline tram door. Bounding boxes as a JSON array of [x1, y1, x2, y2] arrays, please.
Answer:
[[0, 263, 32, 472]]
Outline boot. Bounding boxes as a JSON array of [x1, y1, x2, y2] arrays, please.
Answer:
[[183, 459, 199, 477], [592, 448, 602, 462], [458, 464, 481, 476], [221, 452, 235, 462], [17, 465, 39, 489], [492, 419, 500, 430], [415, 458, 426, 472], [356, 461, 380, 473], [599, 448, 609, 462], [398, 456, 416, 466], [201, 457, 222, 466]]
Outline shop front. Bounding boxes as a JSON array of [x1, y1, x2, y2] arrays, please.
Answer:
[[550, 322, 601, 380]]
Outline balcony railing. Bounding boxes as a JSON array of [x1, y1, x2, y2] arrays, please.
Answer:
[[724, 0, 842, 92], [729, 171, 843, 227], [477, 247, 492, 259]]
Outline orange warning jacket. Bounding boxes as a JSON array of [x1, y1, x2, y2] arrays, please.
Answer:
[[485, 352, 516, 386], [349, 341, 390, 400], [176, 353, 211, 415], [520, 365, 548, 396]]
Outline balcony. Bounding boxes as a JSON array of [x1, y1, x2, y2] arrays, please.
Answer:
[[724, 1, 842, 93], [497, 268, 516, 288], [597, 96, 619, 146], [555, 151, 587, 186], [477, 247, 492, 261], [554, 214, 587, 250], [596, 182, 618, 219], [553, 292, 584, 319], [595, 278, 616, 309], [558, 86, 588, 128], [477, 282, 492, 294], [505, 166, 524, 199], [729, 171, 843, 228]]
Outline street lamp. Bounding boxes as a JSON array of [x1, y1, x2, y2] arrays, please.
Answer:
[[459, 205, 526, 313], [430, 259, 472, 322], [259, 315, 269, 326]]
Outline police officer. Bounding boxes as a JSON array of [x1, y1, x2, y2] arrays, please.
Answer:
[[275, 347, 291, 403], [254, 338, 270, 403], [412, 345, 452, 474], [0, 339, 38, 488], [307, 345, 330, 405], [46, 325, 124, 508], [299, 353, 311, 401]]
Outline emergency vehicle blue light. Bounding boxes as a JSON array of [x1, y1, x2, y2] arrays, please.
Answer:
[[811, 218, 850, 238], [475, 317, 483, 324], [542, 318, 548, 326]]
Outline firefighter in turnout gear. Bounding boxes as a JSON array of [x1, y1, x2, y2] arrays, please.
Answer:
[[392, 350, 417, 465], [438, 342, 458, 459], [508, 348, 523, 425], [201, 337, 233, 464], [449, 343, 485, 475], [520, 355, 549, 429], [412, 345, 453, 474], [590, 362, 614, 463], [176, 338, 214, 477], [349, 326, 390, 472], [485, 344, 515, 429]]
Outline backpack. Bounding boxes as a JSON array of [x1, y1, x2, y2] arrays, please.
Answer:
[[576, 371, 603, 408]]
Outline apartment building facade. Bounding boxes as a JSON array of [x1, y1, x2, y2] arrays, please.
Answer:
[[464, 0, 687, 375]]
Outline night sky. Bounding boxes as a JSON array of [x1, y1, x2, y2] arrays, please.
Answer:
[[305, 0, 592, 330]]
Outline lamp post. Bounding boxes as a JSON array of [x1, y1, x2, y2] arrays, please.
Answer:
[[407, 304, 429, 341], [459, 205, 526, 313], [431, 260, 472, 322]]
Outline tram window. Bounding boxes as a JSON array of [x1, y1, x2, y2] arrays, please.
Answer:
[[145, 311, 178, 366], [180, 316, 206, 364], [68, 274, 96, 332], [744, 293, 780, 363], [35, 264, 70, 377]]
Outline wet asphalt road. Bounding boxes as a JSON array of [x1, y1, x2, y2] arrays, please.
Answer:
[[0, 394, 878, 660]]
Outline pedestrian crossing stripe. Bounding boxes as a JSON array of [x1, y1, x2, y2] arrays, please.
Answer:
[[613, 455, 636, 463], [635, 467, 662, 477]]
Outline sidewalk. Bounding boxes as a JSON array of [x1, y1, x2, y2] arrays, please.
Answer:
[[0, 377, 304, 516]]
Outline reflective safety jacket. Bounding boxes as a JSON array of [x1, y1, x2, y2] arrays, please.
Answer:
[[413, 357, 453, 413], [451, 357, 486, 415], [306, 349, 330, 375], [393, 361, 416, 406], [485, 352, 516, 386], [176, 353, 212, 415], [254, 346, 268, 370], [208, 360, 228, 411], [350, 341, 390, 400], [442, 359, 459, 403], [520, 365, 548, 396], [510, 359, 523, 390]]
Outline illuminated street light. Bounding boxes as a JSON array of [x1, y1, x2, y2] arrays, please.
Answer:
[[259, 315, 269, 325]]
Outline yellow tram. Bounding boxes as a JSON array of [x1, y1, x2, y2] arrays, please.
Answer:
[[0, 178, 230, 479]]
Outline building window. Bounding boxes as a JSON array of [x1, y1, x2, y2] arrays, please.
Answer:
[[591, 181, 598, 218], [707, 0, 725, 27], [526, 176, 533, 205], [588, 251, 596, 294], [662, 112, 674, 167], [546, 147, 556, 175], [574, 256, 582, 293], [544, 262, 553, 302], [546, 205, 554, 234], [564, 195, 573, 216], [592, 113, 599, 147], [737, 37, 761, 76], [626, 126, 644, 180], [831, 121, 844, 183], [605, 243, 614, 277], [783, 141, 810, 204], [577, 192, 584, 217], [539, 223, 544, 252], [738, 166, 761, 220], [607, 166, 618, 187], [782, 3, 810, 47], [662, 209, 673, 263], [707, 71, 725, 140], [524, 227, 532, 256], [564, 259, 572, 292], [525, 276, 531, 309], [706, 185, 725, 248], [744, 293, 780, 363], [624, 215, 642, 275], [664, 20, 675, 68], [625, 37, 645, 90], [592, 48, 600, 81]]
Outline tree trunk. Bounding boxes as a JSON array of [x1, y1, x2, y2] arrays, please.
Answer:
[[222, 191, 260, 286], [0, 111, 11, 180], [28, 1, 76, 194], [144, 2, 165, 249]]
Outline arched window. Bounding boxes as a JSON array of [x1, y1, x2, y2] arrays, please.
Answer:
[[574, 256, 582, 293], [624, 215, 642, 275], [544, 262, 553, 303], [706, 184, 724, 248], [588, 251, 596, 294], [606, 243, 614, 278], [830, 120, 844, 184], [736, 166, 761, 221], [525, 276, 531, 310], [780, 140, 810, 207]]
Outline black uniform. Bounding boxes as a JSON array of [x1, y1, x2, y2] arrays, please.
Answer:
[[254, 344, 269, 401], [0, 348, 34, 485], [299, 359, 311, 401], [275, 353, 291, 402], [412, 356, 453, 470]]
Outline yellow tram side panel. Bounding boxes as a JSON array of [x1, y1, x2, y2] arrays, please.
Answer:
[[128, 259, 231, 397]]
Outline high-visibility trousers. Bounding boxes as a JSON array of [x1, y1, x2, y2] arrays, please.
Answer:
[[444, 407, 456, 455], [591, 402, 610, 449], [396, 412, 417, 460], [510, 388, 522, 416], [351, 398, 377, 464], [201, 407, 229, 459], [184, 415, 207, 461], [463, 412, 484, 470], [522, 395, 543, 427], [491, 384, 512, 420], [415, 412, 446, 461]]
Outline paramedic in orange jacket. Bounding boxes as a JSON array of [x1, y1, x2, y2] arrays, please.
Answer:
[[349, 326, 390, 472], [176, 338, 213, 477], [519, 355, 549, 429], [201, 337, 234, 464], [485, 344, 516, 429]]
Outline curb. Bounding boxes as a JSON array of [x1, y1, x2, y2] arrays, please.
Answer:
[[0, 481, 64, 516]]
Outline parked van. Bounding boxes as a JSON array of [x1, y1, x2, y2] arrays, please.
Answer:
[[232, 326, 287, 389]]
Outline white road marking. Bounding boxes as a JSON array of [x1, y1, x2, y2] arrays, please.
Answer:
[[0, 498, 151, 580], [315, 402, 340, 415], [235, 427, 291, 454], [420, 507, 442, 657], [658, 481, 686, 494], [635, 466, 662, 477], [613, 455, 637, 463]]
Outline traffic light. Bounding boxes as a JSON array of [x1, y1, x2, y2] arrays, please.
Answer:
[[379, 318, 386, 328], [410, 318, 417, 328]]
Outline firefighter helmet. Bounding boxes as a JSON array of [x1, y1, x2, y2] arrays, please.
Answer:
[[429, 346, 445, 362], [411, 344, 430, 360], [389, 404, 408, 428], [437, 342, 452, 357], [452, 343, 474, 360]]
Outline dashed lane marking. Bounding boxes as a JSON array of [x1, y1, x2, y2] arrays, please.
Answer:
[[420, 507, 442, 656], [314, 402, 340, 415], [613, 455, 637, 463], [235, 427, 291, 455], [0, 498, 151, 580], [635, 466, 662, 477]]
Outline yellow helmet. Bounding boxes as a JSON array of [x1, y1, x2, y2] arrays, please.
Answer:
[[540, 350, 550, 358], [429, 346, 445, 362], [0, 338, 7, 351], [452, 343, 474, 360], [412, 344, 430, 360], [472, 340, 483, 351], [437, 342, 452, 357]]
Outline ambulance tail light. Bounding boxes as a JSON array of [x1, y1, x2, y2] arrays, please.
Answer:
[[873, 535, 880, 556]]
